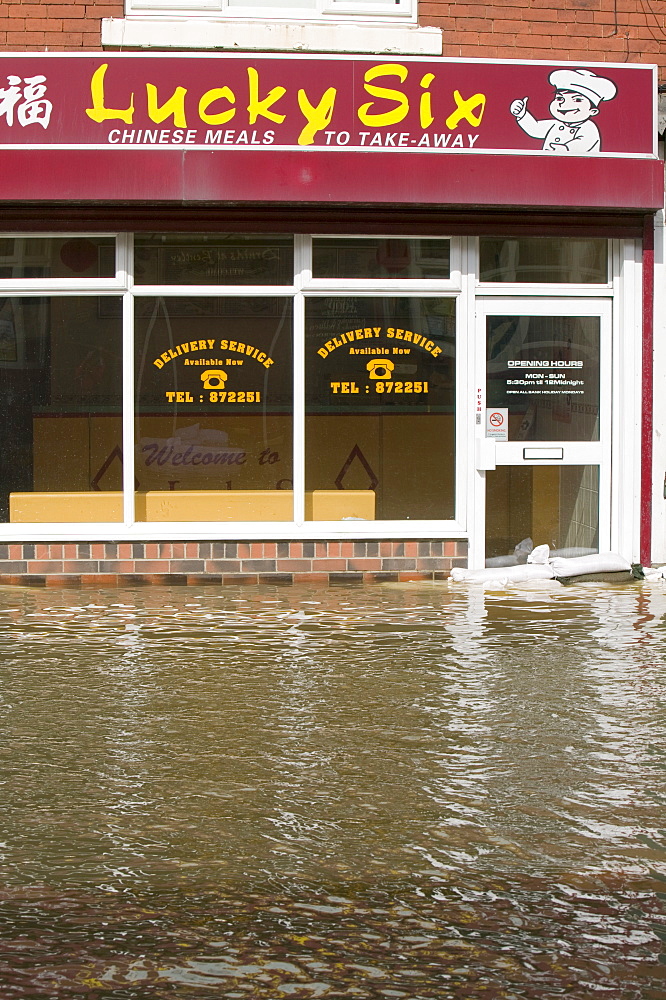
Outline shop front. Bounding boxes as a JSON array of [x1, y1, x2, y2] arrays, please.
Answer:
[[0, 53, 660, 582]]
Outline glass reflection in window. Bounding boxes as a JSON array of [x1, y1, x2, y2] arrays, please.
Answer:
[[134, 235, 294, 286], [305, 297, 455, 521], [2, 296, 123, 522], [479, 238, 607, 284], [134, 296, 293, 520], [0, 237, 116, 279], [313, 238, 450, 280], [486, 315, 600, 443], [486, 465, 599, 562]]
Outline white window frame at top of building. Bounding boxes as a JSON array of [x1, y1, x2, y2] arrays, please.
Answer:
[[104, 0, 440, 55], [125, 0, 415, 23]]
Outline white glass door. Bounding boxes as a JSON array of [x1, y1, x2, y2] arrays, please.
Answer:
[[474, 298, 612, 567]]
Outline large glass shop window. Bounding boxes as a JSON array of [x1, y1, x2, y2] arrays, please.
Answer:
[[4, 296, 123, 523], [305, 297, 455, 521], [133, 235, 294, 522], [135, 297, 293, 521]]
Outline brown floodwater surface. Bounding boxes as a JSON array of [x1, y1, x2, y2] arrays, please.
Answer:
[[0, 581, 665, 998]]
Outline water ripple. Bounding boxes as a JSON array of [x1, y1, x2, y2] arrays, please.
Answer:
[[0, 582, 664, 997]]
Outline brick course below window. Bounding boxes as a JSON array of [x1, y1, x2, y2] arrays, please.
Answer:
[[0, 539, 468, 586]]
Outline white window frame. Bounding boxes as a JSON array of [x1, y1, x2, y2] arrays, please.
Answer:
[[466, 236, 641, 568], [473, 296, 613, 566], [0, 231, 467, 542], [125, 0, 415, 22], [102, 12, 441, 55], [0, 233, 640, 561]]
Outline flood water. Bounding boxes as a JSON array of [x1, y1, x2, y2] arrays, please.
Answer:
[[1, 580, 665, 999]]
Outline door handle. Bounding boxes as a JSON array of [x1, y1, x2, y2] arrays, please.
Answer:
[[475, 437, 496, 470]]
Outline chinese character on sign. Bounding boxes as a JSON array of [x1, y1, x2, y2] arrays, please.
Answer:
[[0, 75, 52, 129]]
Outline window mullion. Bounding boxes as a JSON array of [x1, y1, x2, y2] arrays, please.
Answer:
[[121, 234, 135, 528], [292, 235, 309, 527]]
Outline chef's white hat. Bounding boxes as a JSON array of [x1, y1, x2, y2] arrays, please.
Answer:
[[549, 68, 617, 105]]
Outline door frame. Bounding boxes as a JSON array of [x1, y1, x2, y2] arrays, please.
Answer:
[[470, 296, 615, 568]]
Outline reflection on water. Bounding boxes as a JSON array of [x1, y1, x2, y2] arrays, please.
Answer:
[[0, 582, 665, 998]]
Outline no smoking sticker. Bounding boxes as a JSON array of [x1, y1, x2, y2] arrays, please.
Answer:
[[486, 407, 508, 441]]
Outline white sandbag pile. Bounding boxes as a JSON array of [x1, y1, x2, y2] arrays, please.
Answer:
[[450, 546, 635, 585]]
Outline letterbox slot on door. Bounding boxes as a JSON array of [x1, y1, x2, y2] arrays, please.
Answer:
[[523, 447, 564, 460]]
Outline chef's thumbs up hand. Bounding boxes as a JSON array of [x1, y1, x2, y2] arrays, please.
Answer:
[[510, 97, 528, 119]]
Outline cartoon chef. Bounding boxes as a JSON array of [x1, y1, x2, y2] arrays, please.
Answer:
[[510, 68, 617, 153]]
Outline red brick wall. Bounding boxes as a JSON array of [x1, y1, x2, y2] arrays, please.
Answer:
[[2, 0, 664, 83], [0, 539, 468, 586], [423, 0, 666, 81], [0, 0, 122, 50]]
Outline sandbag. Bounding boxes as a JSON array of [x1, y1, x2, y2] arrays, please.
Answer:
[[485, 554, 521, 567], [526, 543, 550, 565], [557, 570, 635, 586], [549, 546, 598, 559], [485, 537, 533, 568], [549, 552, 631, 578], [451, 563, 554, 584]]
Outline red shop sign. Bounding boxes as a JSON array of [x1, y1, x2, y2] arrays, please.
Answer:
[[0, 53, 659, 208]]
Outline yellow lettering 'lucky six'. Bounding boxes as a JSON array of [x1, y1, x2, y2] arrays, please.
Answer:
[[86, 63, 486, 146]]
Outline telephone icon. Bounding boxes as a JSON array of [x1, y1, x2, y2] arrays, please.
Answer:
[[201, 369, 228, 389], [366, 359, 395, 380]]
